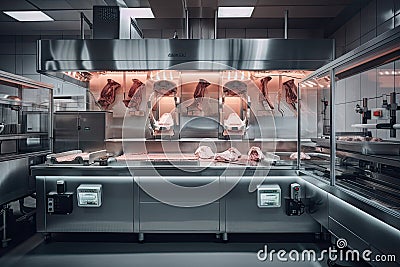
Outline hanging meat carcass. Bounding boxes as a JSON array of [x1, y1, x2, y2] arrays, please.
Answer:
[[283, 79, 298, 110], [97, 79, 121, 110], [257, 76, 274, 110], [153, 80, 177, 97], [223, 80, 247, 97], [187, 79, 211, 112], [123, 79, 145, 110]]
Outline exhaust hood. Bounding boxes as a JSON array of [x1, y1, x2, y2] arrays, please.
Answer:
[[37, 38, 334, 73]]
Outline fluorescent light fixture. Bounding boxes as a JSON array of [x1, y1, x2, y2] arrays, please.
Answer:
[[3, 11, 54, 21], [121, 8, 154, 18], [218, 7, 254, 18]]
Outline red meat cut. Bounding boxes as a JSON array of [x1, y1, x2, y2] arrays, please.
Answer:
[[97, 79, 121, 110], [283, 79, 297, 110], [259, 76, 274, 109], [187, 79, 211, 112], [123, 79, 145, 110]]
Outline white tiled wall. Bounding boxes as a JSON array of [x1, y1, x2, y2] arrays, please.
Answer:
[[0, 35, 87, 111], [334, 61, 399, 140], [331, 0, 400, 57], [143, 28, 324, 39], [330, 0, 400, 140], [335, 79, 346, 133]]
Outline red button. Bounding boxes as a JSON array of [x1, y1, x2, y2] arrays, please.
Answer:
[[295, 187, 299, 191], [373, 110, 382, 117]]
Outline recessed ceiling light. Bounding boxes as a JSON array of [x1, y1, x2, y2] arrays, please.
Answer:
[[218, 7, 254, 18], [3, 11, 54, 21], [120, 8, 155, 18]]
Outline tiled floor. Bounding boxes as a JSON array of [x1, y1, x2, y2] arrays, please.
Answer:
[[0, 234, 360, 267]]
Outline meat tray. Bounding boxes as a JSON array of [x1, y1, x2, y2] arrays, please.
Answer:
[[311, 138, 400, 155]]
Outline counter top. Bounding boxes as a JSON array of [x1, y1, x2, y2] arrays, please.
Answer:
[[32, 159, 293, 169]]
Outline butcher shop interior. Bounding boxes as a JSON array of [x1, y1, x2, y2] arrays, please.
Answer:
[[0, 1, 399, 267]]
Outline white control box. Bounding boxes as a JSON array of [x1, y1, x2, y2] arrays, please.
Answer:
[[257, 184, 281, 208], [77, 184, 102, 207], [290, 183, 301, 201]]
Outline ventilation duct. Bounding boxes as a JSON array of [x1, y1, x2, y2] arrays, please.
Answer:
[[93, 6, 120, 39], [92, 6, 143, 39]]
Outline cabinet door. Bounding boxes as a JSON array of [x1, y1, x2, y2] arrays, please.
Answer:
[[138, 176, 221, 231], [0, 158, 29, 206], [54, 113, 79, 152], [40, 176, 134, 233], [78, 113, 105, 141]]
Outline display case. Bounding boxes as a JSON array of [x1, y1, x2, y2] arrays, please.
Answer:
[[0, 70, 53, 206], [299, 26, 400, 245]]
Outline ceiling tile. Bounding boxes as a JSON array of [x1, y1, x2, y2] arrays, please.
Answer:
[[255, 0, 353, 5], [253, 5, 345, 18], [124, 0, 150, 7], [136, 18, 183, 29], [189, 7, 215, 18], [0, 0, 37, 11], [218, 0, 257, 7], [44, 10, 81, 20], [186, 0, 201, 7], [28, 0, 72, 9], [65, 0, 104, 10]]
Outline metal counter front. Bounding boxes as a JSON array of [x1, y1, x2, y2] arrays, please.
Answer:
[[32, 163, 400, 262], [32, 164, 317, 234]]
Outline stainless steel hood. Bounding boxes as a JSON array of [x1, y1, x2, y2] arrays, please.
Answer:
[[37, 39, 334, 72]]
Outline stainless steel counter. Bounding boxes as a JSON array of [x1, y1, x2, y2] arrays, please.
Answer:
[[32, 164, 400, 265]]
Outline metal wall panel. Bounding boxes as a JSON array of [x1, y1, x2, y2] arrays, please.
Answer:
[[139, 202, 220, 231], [328, 194, 400, 264], [360, 0, 377, 36], [138, 176, 221, 232], [304, 180, 329, 228], [37, 176, 134, 233], [225, 176, 321, 233], [0, 158, 29, 206]]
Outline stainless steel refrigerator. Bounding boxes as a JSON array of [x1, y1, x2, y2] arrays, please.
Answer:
[[53, 111, 112, 153]]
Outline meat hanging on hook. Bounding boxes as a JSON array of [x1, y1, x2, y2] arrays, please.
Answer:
[[123, 79, 145, 110], [186, 79, 211, 112], [283, 79, 298, 111], [97, 79, 121, 110], [259, 76, 275, 110]]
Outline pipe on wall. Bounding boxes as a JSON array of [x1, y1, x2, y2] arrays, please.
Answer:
[[284, 10, 288, 39], [185, 9, 189, 39], [214, 9, 218, 39]]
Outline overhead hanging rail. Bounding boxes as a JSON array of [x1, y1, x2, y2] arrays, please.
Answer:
[[302, 26, 400, 81]]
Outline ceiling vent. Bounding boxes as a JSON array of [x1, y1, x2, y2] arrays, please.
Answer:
[[93, 6, 120, 39]]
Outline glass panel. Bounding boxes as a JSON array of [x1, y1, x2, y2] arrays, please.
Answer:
[[333, 62, 400, 213], [299, 74, 331, 180], [0, 84, 51, 156]]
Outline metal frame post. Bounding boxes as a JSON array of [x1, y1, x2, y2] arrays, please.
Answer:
[[80, 12, 93, 40], [214, 9, 218, 39], [80, 12, 85, 39], [284, 10, 288, 39], [297, 81, 301, 169], [1, 205, 10, 248], [49, 88, 54, 152], [185, 9, 189, 39], [329, 69, 336, 186]]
